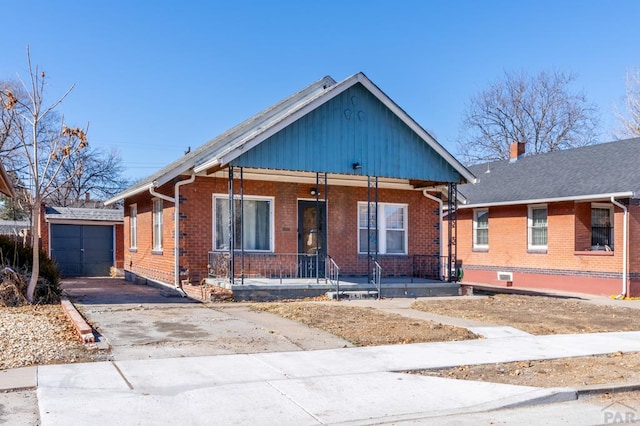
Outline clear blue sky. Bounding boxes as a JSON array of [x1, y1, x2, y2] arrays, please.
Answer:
[[1, 1, 639, 180]]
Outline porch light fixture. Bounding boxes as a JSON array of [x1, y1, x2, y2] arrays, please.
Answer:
[[352, 162, 362, 170], [310, 188, 318, 196]]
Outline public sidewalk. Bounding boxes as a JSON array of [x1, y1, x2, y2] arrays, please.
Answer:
[[34, 331, 640, 425]]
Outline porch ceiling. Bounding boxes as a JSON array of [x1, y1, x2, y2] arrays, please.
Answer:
[[205, 167, 442, 190]]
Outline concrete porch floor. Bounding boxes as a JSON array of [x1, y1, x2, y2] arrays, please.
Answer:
[[206, 276, 461, 301]]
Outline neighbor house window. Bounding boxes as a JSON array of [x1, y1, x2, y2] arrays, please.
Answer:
[[591, 204, 613, 250], [152, 199, 163, 252], [473, 209, 489, 249], [528, 205, 548, 250], [213, 195, 273, 251], [129, 204, 137, 249], [358, 202, 407, 255]]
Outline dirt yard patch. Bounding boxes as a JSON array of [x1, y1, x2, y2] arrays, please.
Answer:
[[251, 302, 479, 345], [0, 305, 99, 370], [412, 294, 640, 334], [410, 351, 640, 388]]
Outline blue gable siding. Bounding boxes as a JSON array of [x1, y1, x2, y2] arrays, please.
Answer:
[[231, 83, 462, 182]]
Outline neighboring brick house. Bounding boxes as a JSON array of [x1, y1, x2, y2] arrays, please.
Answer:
[[455, 138, 640, 297], [105, 72, 475, 300]]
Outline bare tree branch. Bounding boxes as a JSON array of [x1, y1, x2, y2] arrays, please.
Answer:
[[617, 67, 640, 138], [457, 70, 600, 165]]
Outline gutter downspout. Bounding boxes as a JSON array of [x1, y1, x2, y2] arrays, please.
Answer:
[[611, 196, 629, 299], [422, 190, 444, 280], [174, 173, 196, 294], [148, 173, 196, 296]]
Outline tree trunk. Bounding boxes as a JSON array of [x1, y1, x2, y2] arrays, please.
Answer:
[[26, 201, 40, 303]]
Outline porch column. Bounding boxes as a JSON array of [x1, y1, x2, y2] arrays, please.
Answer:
[[313, 172, 328, 283], [228, 166, 235, 285], [239, 167, 245, 284], [367, 175, 379, 281], [447, 183, 458, 283]]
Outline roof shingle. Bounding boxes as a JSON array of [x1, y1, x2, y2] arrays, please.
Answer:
[[459, 138, 640, 206]]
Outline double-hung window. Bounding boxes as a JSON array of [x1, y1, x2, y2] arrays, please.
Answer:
[[473, 209, 489, 250], [591, 204, 613, 250], [152, 199, 163, 252], [358, 202, 407, 255], [528, 205, 548, 250], [214, 195, 273, 251], [129, 204, 137, 250]]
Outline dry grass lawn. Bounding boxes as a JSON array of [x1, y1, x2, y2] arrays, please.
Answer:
[[412, 294, 640, 334], [251, 302, 479, 346]]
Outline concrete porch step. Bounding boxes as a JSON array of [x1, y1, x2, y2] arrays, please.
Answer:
[[326, 290, 379, 300]]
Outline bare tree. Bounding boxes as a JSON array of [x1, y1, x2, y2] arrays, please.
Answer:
[[46, 147, 131, 207], [0, 47, 88, 302], [617, 67, 640, 137], [457, 70, 600, 165]]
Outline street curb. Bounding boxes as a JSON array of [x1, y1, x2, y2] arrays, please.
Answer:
[[60, 297, 95, 343], [576, 382, 640, 397], [380, 387, 578, 423], [493, 387, 578, 410]]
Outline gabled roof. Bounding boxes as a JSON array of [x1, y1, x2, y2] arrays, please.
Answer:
[[45, 206, 123, 223], [106, 72, 475, 204], [458, 138, 640, 208]]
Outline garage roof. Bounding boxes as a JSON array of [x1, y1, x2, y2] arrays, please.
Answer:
[[45, 207, 123, 223]]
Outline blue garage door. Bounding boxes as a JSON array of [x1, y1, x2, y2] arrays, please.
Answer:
[[50, 224, 114, 276]]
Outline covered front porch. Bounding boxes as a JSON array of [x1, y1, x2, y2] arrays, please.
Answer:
[[206, 250, 460, 300], [205, 166, 462, 301]]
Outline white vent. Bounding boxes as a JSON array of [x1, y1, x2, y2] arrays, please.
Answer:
[[497, 271, 513, 282]]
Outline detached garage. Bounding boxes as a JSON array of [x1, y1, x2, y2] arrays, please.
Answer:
[[43, 207, 124, 277]]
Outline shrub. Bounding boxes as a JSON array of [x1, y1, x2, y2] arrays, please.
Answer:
[[0, 235, 60, 305]]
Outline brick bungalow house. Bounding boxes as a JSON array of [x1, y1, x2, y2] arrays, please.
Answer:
[[105, 72, 476, 301], [455, 138, 640, 297]]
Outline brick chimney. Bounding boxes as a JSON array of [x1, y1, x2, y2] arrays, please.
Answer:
[[509, 142, 525, 162]]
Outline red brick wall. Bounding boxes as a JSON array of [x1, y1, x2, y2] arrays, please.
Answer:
[[114, 223, 124, 269], [125, 183, 176, 285], [123, 176, 441, 287], [456, 201, 635, 296]]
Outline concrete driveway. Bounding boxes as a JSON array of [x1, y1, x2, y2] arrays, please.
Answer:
[[61, 278, 352, 361]]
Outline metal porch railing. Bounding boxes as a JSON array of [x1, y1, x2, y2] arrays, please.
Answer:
[[325, 256, 340, 298], [208, 252, 327, 284], [372, 260, 382, 300], [208, 252, 457, 285]]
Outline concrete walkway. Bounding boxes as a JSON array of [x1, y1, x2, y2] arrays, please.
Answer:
[[34, 331, 640, 425]]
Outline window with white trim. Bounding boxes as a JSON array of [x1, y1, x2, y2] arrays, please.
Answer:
[[152, 199, 163, 252], [213, 195, 273, 251], [129, 204, 137, 249], [358, 202, 407, 255], [473, 209, 489, 249], [528, 205, 547, 250], [591, 203, 613, 250]]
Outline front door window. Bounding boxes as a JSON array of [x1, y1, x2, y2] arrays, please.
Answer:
[[298, 200, 326, 278]]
